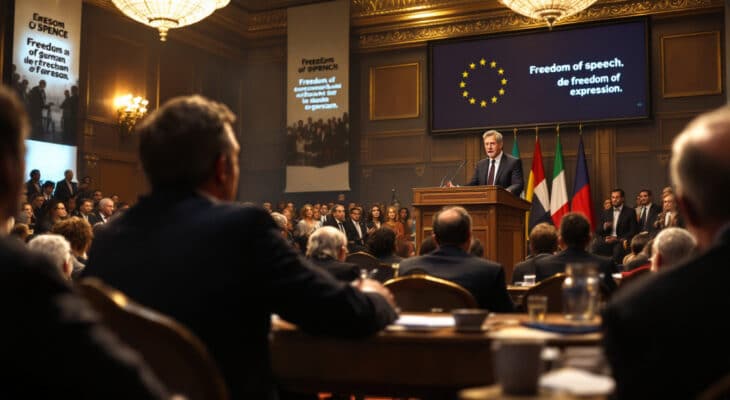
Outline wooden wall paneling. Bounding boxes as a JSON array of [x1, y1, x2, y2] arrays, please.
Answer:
[[661, 31, 721, 98], [593, 126, 615, 202], [429, 134, 467, 185], [97, 157, 145, 204], [369, 62, 420, 120], [361, 129, 425, 166], [657, 112, 698, 150], [360, 165, 426, 206], [158, 42, 200, 102]]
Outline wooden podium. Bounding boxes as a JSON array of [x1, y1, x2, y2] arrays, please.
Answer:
[[412, 186, 530, 283]]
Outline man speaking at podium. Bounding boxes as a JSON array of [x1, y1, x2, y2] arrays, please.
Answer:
[[460, 130, 524, 195]]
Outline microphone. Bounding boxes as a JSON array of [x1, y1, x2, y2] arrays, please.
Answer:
[[440, 160, 465, 187]]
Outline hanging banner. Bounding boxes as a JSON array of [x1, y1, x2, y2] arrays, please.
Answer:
[[285, 0, 350, 193], [13, 0, 82, 146]]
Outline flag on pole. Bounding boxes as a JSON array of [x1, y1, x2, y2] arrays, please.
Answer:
[[550, 130, 569, 227], [571, 133, 596, 230], [511, 129, 524, 198], [526, 136, 551, 231]]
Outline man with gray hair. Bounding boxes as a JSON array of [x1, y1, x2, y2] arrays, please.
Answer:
[[462, 130, 524, 194], [602, 105, 730, 399], [650, 227, 696, 271], [306, 226, 359, 282], [27, 234, 73, 279]]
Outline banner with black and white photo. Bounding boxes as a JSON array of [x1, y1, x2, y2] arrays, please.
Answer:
[[285, 0, 350, 193], [13, 0, 82, 146]]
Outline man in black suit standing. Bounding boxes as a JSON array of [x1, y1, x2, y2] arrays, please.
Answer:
[[594, 188, 639, 263], [535, 213, 617, 295], [602, 105, 730, 399], [0, 85, 170, 398], [635, 189, 662, 235], [464, 130, 524, 195], [82, 95, 397, 399], [25, 169, 42, 199], [399, 206, 514, 312], [54, 169, 78, 205]]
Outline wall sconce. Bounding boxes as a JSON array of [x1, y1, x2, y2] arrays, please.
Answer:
[[114, 94, 149, 135]]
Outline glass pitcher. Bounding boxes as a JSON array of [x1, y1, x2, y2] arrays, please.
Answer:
[[562, 263, 600, 321]]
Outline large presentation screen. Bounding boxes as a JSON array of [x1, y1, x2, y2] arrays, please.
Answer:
[[429, 19, 649, 133]]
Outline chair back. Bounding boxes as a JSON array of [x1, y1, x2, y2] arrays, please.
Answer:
[[619, 267, 651, 288], [346, 251, 381, 272], [520, 273, 566, 313], [370, 263, 396, 283], [77, 278, 228, 400], [698, 372, 730, 400], [384, 274, 478, 312]]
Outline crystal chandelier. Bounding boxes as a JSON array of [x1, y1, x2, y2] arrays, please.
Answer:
[[499, 0, 599, 28], [111, 0, 231, 41]]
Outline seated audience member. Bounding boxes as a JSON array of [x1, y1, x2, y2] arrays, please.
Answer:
[[366, 204, 384, 234], [594, 188, 639, 264], [306, 226, 359, 282], [344, 206, 368, 253], [91, 197, 115, 225], [51, 216, 94, 278], [398, 207, 413, 238], [398, 206, 514, 312], [294, 204, 320, 250], [468, 238, 484, 257], [82, 95, 397, 399], [512, 223, 557, 284], [262, 201, 272, 213], [383, 205, 405, 239], [367, 227, 402, 265], [395, 236, 416, 258], [27, 234, 73, 280], [621, 238, 652, 277], [35, 199, 68, 234], [602, 105, 730, 399], [270, 212, 290, 240], [535, 213, 617, 294], [0, 85, 170, 398], [418, 236, 437, 255], [653, 192, 685, 231], [10, 223, 31, 243], [650, 227, 696, 272], [622, 232, 651, 266]]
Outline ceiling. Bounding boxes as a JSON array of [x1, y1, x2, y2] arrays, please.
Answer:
[[231, 0, 334, 12]]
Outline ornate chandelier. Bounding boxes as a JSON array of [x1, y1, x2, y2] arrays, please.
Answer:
[[111, 0, 231, 41], [499, 0, 598, 27]]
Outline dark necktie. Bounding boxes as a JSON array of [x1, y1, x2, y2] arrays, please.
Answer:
[[639, 206, 647, 229], [486, 159, 496, 186], [337, 221, 345, 233]]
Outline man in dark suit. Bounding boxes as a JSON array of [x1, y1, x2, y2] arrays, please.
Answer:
[[54, 169, 78, 204], [635, 189, 662, 234], [594, 188, 639, 263], [82, 95, 397, 399], [512, 222, 557, 284], [535, 213, 617, 295], [602, 105, 730, 399], [344, 205, 368, 252], [399, 206, 514, 312], [0, 85, 169, 399], [464, 130, 524, 195], [323, 203, 348, 234], [25, 169, 41, 199]]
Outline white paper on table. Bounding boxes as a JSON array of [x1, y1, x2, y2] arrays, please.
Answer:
[[391, 314, 455, 329], [540, 367, 615, 396]]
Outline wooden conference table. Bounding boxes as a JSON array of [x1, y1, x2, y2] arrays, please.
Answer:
[[271, 313, 601, 399]]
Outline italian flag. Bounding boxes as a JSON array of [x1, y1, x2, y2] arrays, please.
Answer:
[[550, 134, 569, 227]]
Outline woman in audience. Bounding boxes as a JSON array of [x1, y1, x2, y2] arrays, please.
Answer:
[[35, 199, 68, 234], [366, 204, 384, 234], [294, 204, 320, 249], [398, 207, 413, 238], [383, 205, 405, 239], [52, 216, 94, 279]]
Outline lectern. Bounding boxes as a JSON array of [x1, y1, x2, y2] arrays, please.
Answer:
[[412, 186, 530, 283]]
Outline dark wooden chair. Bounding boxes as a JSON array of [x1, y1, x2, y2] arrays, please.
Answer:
[[518, 273, 566, 313], [384, 274, 478, 312], [345, 251, 381, 272], [77, 278, 229, 400]]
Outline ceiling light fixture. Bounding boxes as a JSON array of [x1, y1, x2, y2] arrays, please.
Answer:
[[499, 0, 598, 28]]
